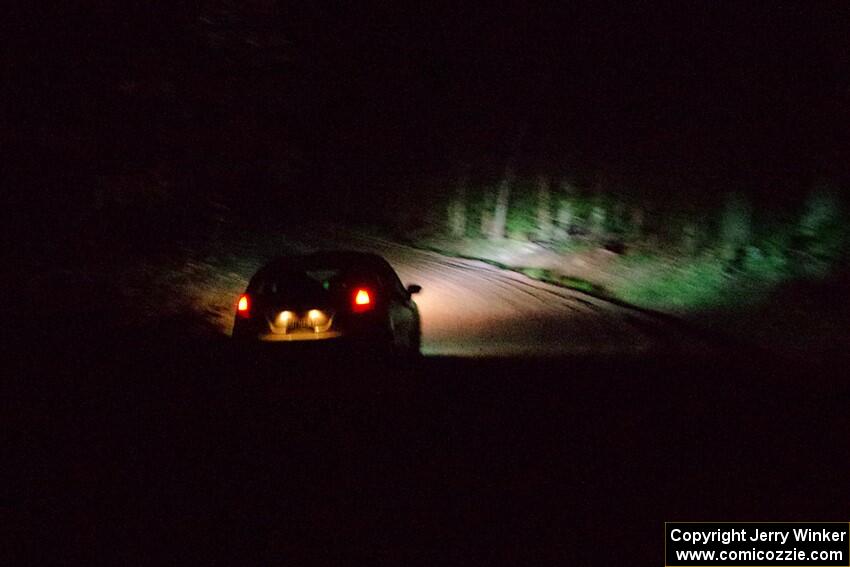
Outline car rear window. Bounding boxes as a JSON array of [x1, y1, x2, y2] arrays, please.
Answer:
[[250, 265, 383, 296], [250, 268, 336, 295]]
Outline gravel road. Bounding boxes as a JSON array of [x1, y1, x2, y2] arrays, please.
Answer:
[[299, 230, 709, 357]]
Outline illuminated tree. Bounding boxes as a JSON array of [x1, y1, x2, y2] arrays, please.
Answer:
[[719, 192, 752, 261], [536, 176, 552, 240], [447, 169, 469, 238], [490, 167, 513, 240]]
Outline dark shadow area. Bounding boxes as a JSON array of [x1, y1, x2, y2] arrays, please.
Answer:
[[678, 268, 850, 362], [7, 3, 850, 564], [7, 328, 850, 564]]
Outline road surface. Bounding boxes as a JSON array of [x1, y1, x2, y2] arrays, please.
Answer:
[[293, 229, 707, 357], [11, 240, 850, 565], [15, 227, 848, 565]]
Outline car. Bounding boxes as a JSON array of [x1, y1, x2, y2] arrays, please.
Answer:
[[232, 251, 422, 356]]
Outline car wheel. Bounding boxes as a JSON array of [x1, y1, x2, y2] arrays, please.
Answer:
[[408, 326, 422, 358]]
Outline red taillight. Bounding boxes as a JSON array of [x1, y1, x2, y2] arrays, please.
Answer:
[[354, 289, 371, 305], [352, 288, 373, 312], [237, 294, 250, 317]]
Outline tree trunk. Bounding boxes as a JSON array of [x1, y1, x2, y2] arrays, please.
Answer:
[[720, 192, 752, 260], [489, 122, 526, 241], [490, 167, 513, 240], [536, 175, 552, 241], [480, 208, 492, 237], [554, 199, 572, 242], [590, 203, 606, 240], [629, 206, 645, 241], [448, 173, 468, 238]]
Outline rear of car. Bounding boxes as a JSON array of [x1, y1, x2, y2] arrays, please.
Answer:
[[232, 252, 420, 355]]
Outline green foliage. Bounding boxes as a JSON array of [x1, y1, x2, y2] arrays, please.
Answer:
[[799, 186, 842, 238], [793, 186, 847, 277], [718, 192, 753, 258], [556, 275, 599, 294], [602, 201, 628, 237], [429, 175, 848, 312], [505, 191, 538, 239], [741, 241, 789, 281], [463, 186, 493, 238], [518, 268, 600, 294], [616, 258, 732, 311], [518, 267, 549, 280]]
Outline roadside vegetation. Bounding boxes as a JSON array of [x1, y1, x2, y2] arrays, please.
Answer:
[[13, 184, 284, 340], [389, 174, 850, 354], [17, 158, 850, 356]]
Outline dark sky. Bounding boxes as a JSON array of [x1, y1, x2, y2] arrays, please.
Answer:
[[296, 3, 850, 186], [8, 1, 850, 203]]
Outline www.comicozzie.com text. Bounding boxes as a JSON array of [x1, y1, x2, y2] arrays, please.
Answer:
[[670, 527, 847, 546]]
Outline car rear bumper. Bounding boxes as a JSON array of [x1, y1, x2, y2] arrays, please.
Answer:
[[234, 313, 389, 343], [231, 333, 397, 364], [256, 330, 343, 342]]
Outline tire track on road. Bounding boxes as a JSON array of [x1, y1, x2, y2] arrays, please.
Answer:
[[298, 228, 713, 357]]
